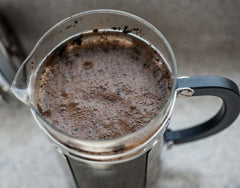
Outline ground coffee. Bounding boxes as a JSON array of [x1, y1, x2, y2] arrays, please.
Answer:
[[37, 31, 172, 140]]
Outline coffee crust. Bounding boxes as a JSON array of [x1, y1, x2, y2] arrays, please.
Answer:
[[37, 32, 172, 140]]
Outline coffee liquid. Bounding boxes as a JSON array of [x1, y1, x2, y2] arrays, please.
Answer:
[[37, 31, 172, 140]]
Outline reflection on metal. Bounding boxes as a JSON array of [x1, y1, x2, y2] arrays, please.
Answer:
[[166, 140, 174, 149], [0, 14, 25, 101], [177, 87, 194, 97]]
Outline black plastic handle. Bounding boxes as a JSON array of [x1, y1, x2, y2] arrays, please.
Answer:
[[164, 76, 240, 144]]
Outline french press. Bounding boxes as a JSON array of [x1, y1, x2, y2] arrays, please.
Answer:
[[9, 10, 240, 188]]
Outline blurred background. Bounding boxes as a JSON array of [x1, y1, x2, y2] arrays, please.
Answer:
[[0, 0, 240, 187]]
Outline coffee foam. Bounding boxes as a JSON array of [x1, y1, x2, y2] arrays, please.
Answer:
[[37, 31, 172, 140]]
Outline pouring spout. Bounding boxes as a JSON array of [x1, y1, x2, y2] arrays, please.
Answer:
[[10, 59, 31, 105], [10, 87, 29, 105]]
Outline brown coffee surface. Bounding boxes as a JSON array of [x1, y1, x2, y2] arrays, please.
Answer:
[[37, 31, 172, 140]]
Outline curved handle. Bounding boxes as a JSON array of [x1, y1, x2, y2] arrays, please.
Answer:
[[164, 76, 240, 144]]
